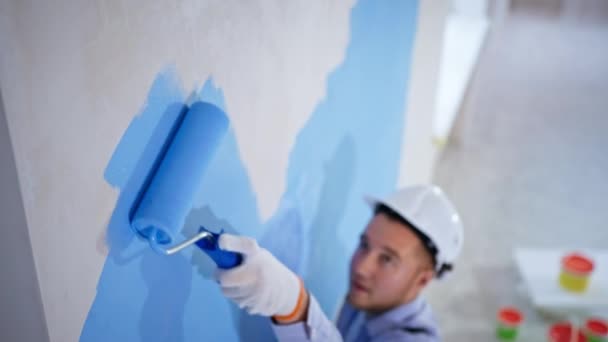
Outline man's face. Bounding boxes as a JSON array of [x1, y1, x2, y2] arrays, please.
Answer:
[[347, 213, 434, 313]]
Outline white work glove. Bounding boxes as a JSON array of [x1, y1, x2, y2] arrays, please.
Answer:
[[216, 234, 303, 317]]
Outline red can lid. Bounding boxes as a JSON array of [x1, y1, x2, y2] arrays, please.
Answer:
[[548, 322, 586, 342], [498, 307, 524, 325], [562, 253, 594, 274], [586, 318, 608, 336]]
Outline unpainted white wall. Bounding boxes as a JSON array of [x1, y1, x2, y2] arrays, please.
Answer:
[[398, 0, 450, 186], [0, 0, 447, 340], [0, 1, 354, 340]]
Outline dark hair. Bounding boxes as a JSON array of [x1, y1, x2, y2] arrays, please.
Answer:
[[374, 203, 453, 277]]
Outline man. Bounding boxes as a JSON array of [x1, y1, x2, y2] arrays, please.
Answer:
[[216, 184, 464, 341]]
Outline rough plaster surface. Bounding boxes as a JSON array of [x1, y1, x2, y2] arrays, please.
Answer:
[[81, 1, 421, 340], [0, 1, 354, 340], [0, 0, 449, 340]]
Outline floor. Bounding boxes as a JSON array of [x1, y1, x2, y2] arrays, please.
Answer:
[[428, 0, 608, 340]]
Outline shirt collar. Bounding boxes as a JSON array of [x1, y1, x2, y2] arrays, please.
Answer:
[[364, 296, 426, 338]]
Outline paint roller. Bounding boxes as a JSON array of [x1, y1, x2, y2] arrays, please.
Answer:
[[129, 101, 242, 269]]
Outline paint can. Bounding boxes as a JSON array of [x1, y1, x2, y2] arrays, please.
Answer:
[[559, 253, 594, 293], [584, 318, 608, 342], [547, 322, 586, 342], [497, 307, 524, 341]]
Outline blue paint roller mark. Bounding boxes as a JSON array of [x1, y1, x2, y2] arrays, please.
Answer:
[[82, 70, 196, 341], [104, 68, 184, 189], [82, 0, 419, 340], [284, 0, 420, 313], [83, 74, 256, 341]]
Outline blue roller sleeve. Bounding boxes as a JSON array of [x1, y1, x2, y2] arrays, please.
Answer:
[[130, 102, 229, 247], [195, 226, 243, 269]]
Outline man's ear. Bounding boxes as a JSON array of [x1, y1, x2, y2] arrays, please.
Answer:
[[416, 268, 435, 289]]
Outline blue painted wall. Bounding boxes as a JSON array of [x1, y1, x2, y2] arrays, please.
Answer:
[[81, 1, 419, 340]]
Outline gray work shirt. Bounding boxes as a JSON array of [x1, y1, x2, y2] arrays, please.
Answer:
[[272, 294, 440, 341]]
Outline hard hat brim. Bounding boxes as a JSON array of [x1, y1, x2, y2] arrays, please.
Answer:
[[362, 194, 447, 278]]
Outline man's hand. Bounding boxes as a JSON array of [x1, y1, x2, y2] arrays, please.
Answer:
[[216, 234, 309, 323]]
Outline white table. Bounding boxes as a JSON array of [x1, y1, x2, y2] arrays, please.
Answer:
[[514, 248, 608, 317]]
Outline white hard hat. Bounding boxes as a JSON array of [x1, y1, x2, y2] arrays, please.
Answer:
[[365, 184, 464, 278]]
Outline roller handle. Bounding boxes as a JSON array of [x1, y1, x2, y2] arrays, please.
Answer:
[[195, 226, 243, 269]]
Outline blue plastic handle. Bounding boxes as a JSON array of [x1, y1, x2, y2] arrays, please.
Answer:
[[195, 226, 243, 269]]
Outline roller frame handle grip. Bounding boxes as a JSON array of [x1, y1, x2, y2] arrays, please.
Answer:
[[195, 227, 243, 269]]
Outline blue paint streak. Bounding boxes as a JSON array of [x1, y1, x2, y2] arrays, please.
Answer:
[[287, 0, 420, 313], [81, 0, 419, 340], [104, 68, 184, 189]]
